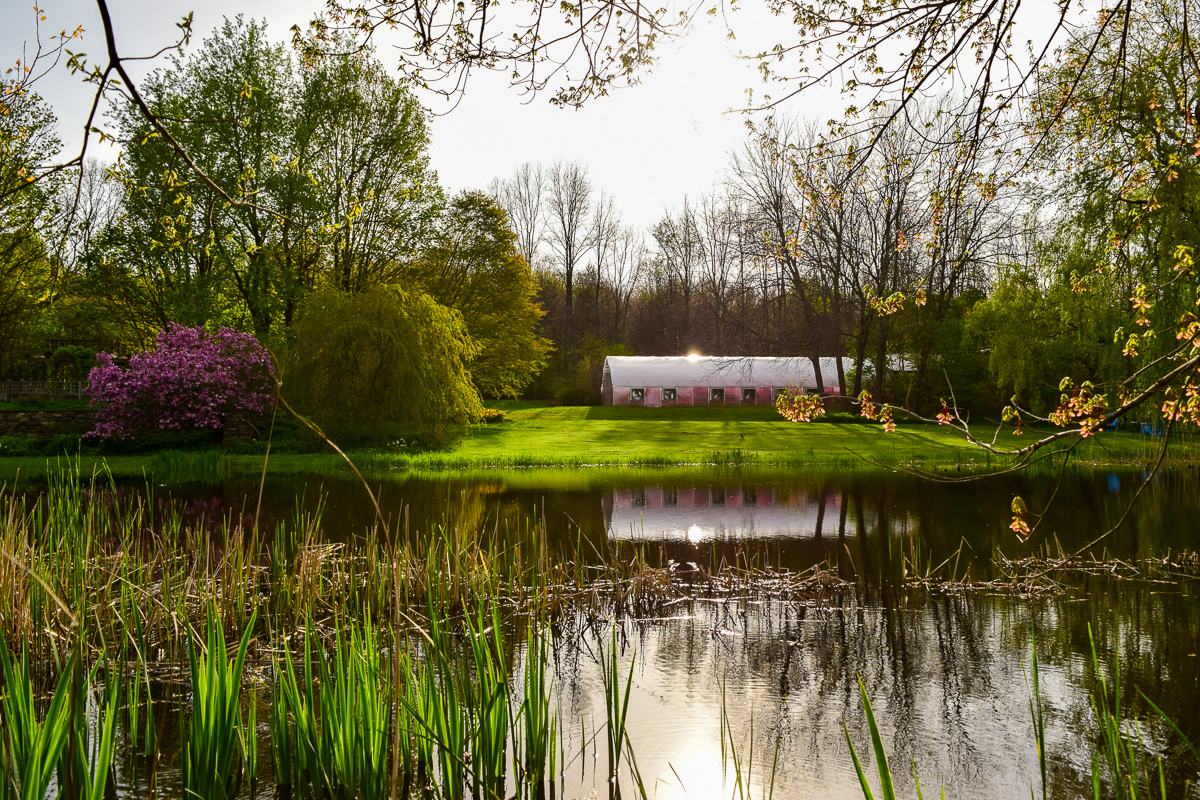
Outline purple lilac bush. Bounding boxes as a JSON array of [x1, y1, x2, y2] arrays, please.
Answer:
[[87, 324, 275, 440]]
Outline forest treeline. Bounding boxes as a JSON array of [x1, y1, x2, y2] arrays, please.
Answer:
[[495, 117, 1014, 412], [2, 1, 1196, 435], [497, 1, 1199, 420]]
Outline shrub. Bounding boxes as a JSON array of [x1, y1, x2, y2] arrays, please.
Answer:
[[286, 286, 483, 442], [87, 324, 275, 440], [554, 385, 600, 406], [480, 408, 507, 424], [0, 435, 39, 456]]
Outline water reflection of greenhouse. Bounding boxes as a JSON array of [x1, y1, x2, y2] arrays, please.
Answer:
[[605, 483, 874, 542]]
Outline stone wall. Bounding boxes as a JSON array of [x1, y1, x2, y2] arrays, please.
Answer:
[[0, 409, 264, 444], [221, 412, 263, 444], [0, 409, 94, 437]]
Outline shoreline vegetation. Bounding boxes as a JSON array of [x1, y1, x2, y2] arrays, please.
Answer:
[[0, 402, 1195, 480], [0, 467, 1197, 799]]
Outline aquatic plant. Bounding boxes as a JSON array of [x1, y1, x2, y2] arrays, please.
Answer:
[[0, 642, 75, 800], [600, 627, 636, 799], [277, 616, 396, 800], [516, 628, 558, 796], [181, 609, 256, 800], [720, 675, 780, 800], [844, 628, 1200, 800], [466, 597, 510, 800], [56, 659, 120, 800]]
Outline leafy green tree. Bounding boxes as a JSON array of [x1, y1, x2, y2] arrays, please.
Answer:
[[1029, 1, 1200, 359], [0, 88, 61, 373], [967, 2, 1200, 422], [410, 191, 551, 397], [285, 285, 483, 441], [968, 237, 1131, 415], [301, 43, 443, 292], [108, 17, 301, 338], [106, 17, 439, 342]]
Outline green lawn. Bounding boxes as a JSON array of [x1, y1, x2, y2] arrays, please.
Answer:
[[0, 401, 1190, 480], [436, 401, 1187, 467], [456, 402, 975, 462]]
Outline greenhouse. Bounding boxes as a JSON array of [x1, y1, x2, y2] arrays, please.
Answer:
[[600, 355, 842, 407]]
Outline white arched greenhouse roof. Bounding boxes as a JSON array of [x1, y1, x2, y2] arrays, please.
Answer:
[[602, 356, 841, 389]]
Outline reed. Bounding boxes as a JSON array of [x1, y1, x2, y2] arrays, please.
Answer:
[[599, 627, 635, 800], [181, 607, 256, 800], [57, 657, 120, 800], [1027, 627, 1047, 800], [843, 627, 1200, 800], [1085, 624, 1175, 800], [424, 602, 469, 800], [0, 641, 76, 800], [843, 675, 900, 800], [465, 596, 510, 800], [719, 676, 780, 800], [277, 614, 399, 800], [268, 665, 292, 793], [516, 628, 557, 797]]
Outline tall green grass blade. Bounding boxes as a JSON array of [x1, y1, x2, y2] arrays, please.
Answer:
[[842, 719, 877, 800], [843, 676, 899, 800], [182, 607, 257, 800], [1027, 626, 1047, 800], [0, 641, 76, 800], [1138, 690, 1200, 766]]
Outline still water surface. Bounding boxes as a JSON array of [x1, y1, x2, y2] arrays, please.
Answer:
[[87, 466, 1200, 797]]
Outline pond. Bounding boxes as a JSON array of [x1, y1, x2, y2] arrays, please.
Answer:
[[130, 463, 1200, 580], [15, 464, 1200, 799]]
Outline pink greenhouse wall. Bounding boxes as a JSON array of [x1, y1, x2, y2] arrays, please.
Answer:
[[612, 385, 795, 406]]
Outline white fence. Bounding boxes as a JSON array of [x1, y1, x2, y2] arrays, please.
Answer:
[[0, 381, 89, 401]]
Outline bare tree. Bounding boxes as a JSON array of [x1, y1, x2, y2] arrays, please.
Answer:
[[546, 161, 593, 337], [652, 197, 704, 353], [57, 158, 123, 273], [606, 226, 646, 342], [588, 191, 620, 317], [728, 117, 826, 389], [493, 162, 546, 269]]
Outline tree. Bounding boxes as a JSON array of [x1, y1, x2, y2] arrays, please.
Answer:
[[86, 324, 275, 440], [108, 16, 303, 338], [302, 42, 443, 293], [491, 163, 546, 269], [546, 161, 593, 338], [285, 285, 483, 441], [0, 87, 61, 373], [106, 18, 439, 341], [651, 198, 703, 353], [409, 191, 552, 398]]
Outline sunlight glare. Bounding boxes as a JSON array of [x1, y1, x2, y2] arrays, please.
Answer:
[[667, 749, 731, 800]]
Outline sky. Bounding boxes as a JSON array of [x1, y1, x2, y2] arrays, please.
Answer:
[[3, 0, 847, 230]]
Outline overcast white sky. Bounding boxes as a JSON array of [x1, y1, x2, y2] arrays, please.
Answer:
[[4, 0, 851, 230]]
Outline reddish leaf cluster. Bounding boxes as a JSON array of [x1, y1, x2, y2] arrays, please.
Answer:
[[775, 387, 826, 422]]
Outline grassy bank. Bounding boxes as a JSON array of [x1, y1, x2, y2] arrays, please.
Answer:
[[0, 402, 1194, 479]]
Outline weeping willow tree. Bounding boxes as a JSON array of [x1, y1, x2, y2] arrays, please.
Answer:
[[286, 285, 483, 441]]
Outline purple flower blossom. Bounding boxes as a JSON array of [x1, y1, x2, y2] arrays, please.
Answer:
[[87, 324, 275, 440]]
